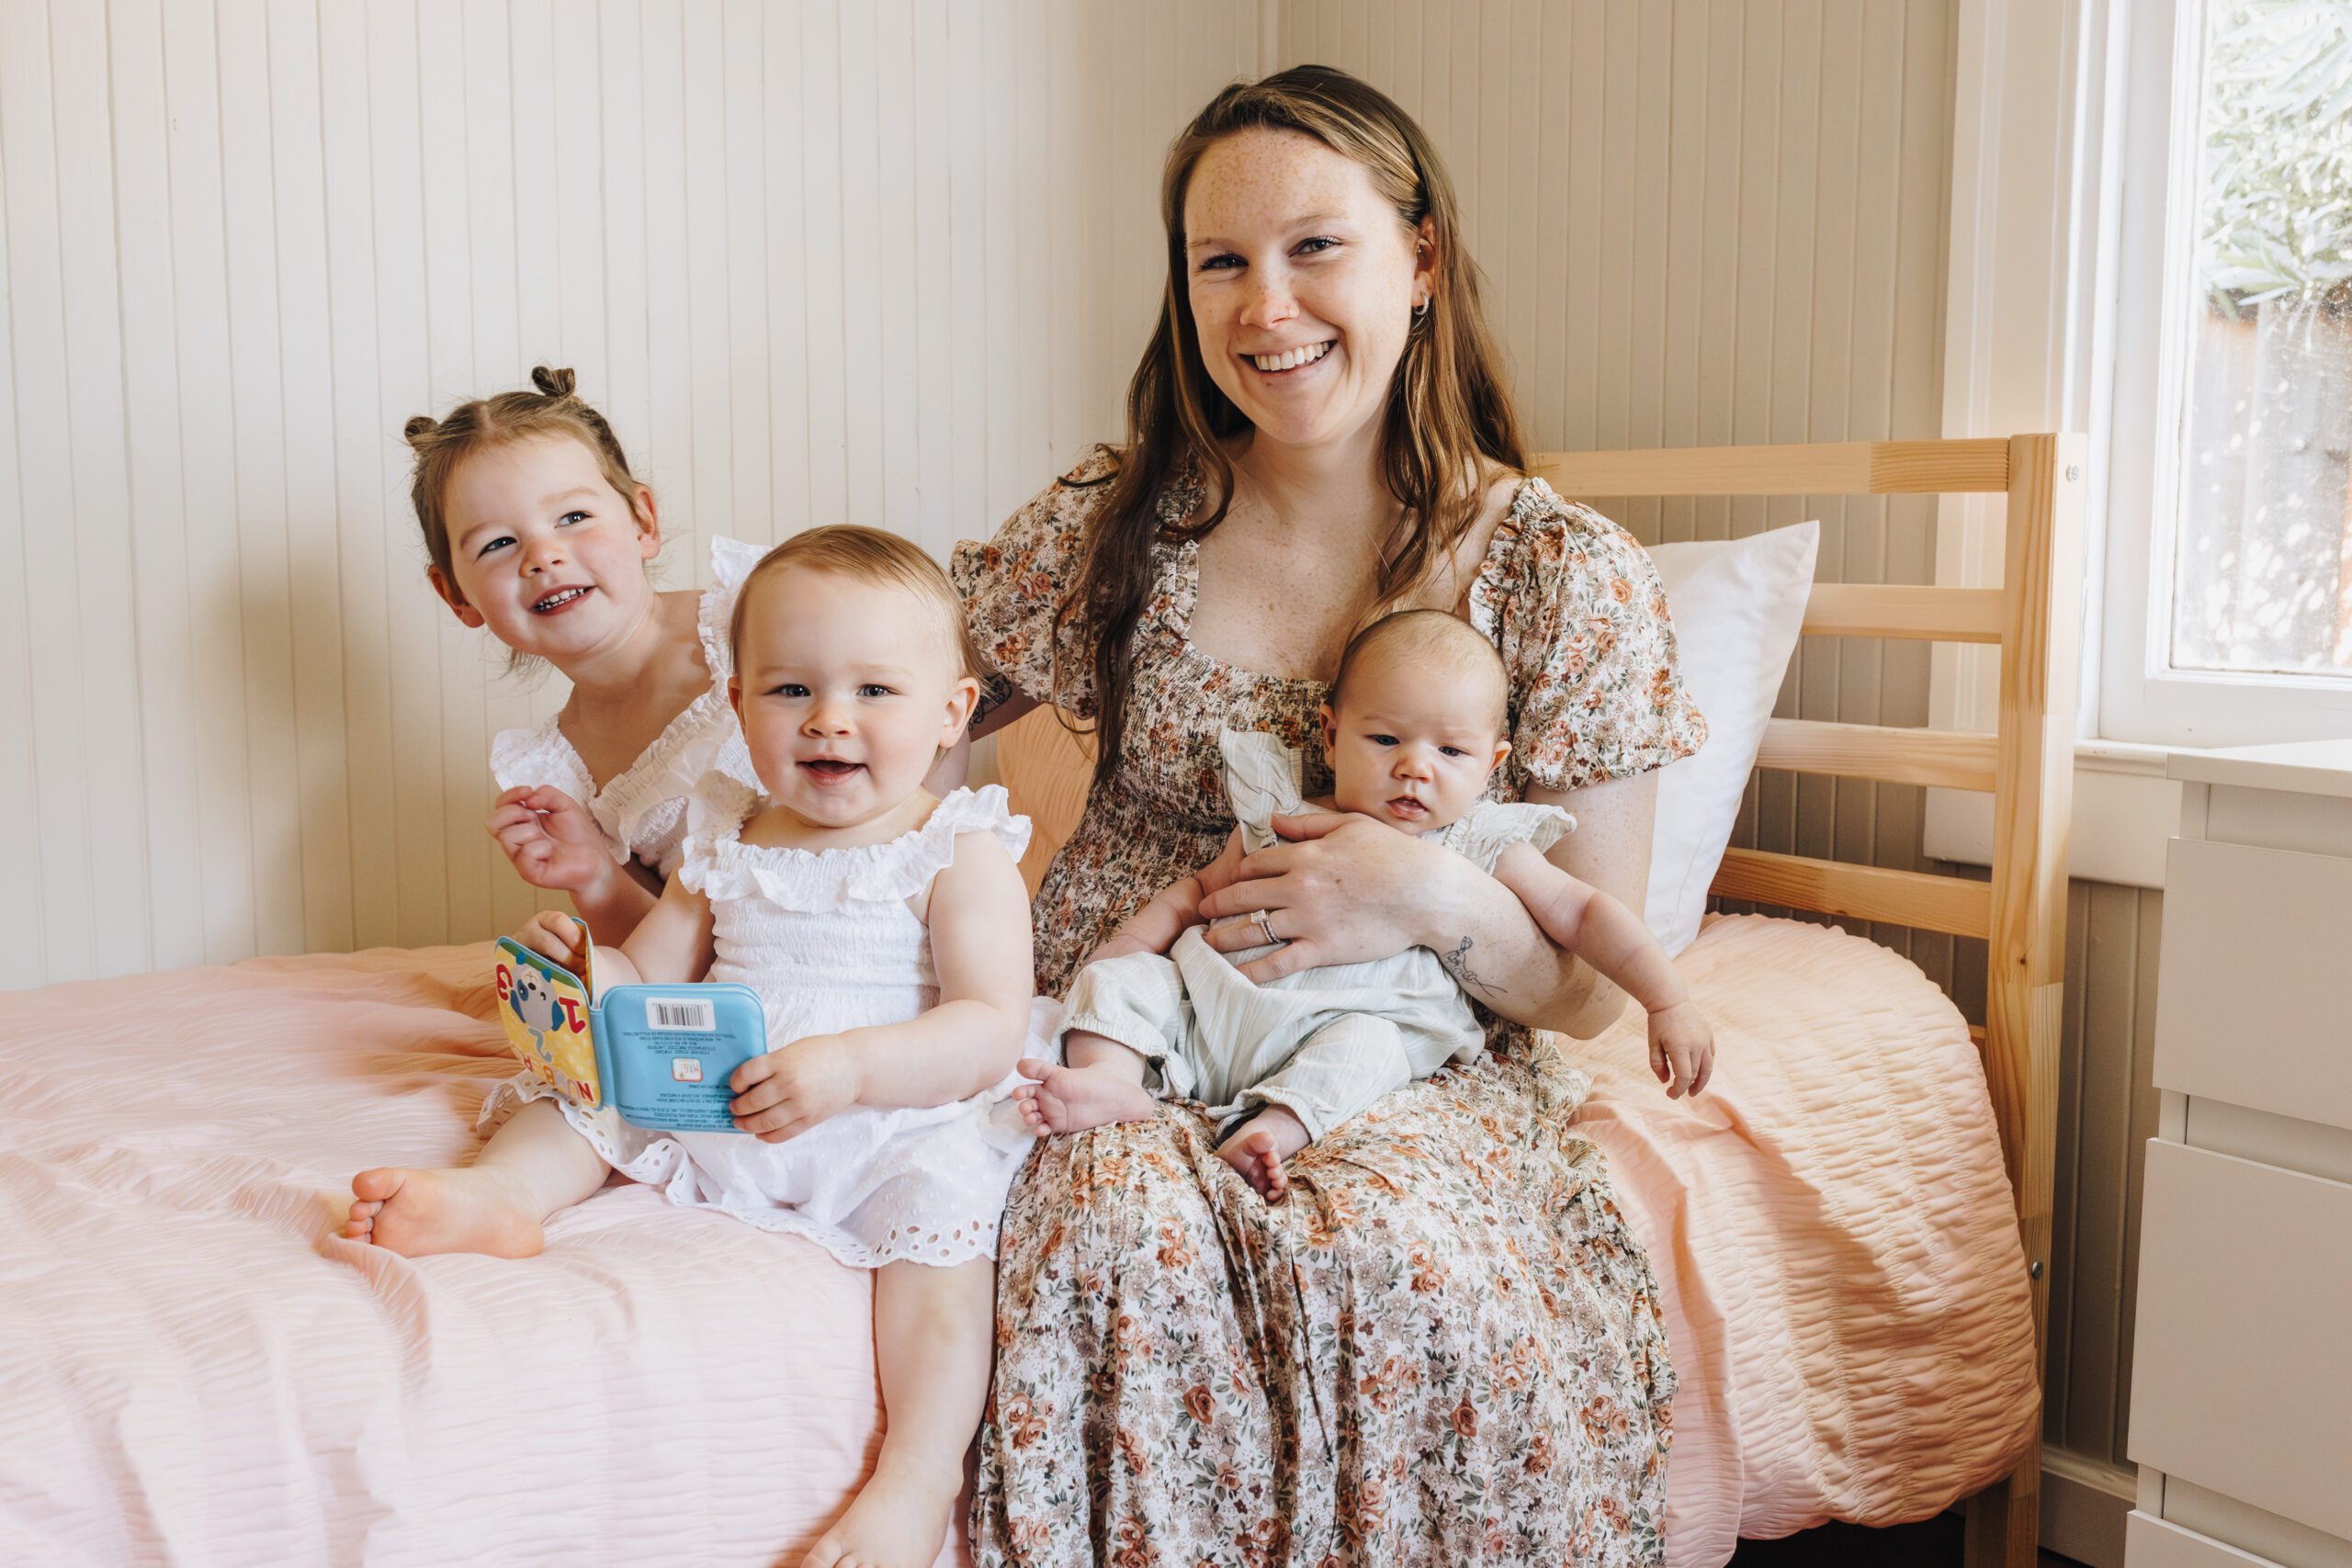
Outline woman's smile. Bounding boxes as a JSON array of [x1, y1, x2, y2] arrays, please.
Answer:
[[1244, 339, 1335, 376]]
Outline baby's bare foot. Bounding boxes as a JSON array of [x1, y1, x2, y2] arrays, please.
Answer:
[[1217, 1105, 1312, 1201], [800, 1463, 958, 1568], [342, 1166, 546, 1258], [1011, 1057, 1155, 1135]]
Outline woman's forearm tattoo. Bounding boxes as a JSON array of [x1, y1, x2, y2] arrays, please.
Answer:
[[1438, 935, 1506, 996]]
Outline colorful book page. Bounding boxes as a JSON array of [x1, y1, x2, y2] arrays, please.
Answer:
[[494, 936, 601, 1107]]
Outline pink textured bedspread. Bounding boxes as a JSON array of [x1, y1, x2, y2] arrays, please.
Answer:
[[0, 945, 965, 1568], [0, 915, 2035, 1566], [1570, 915, 2041, 1565]]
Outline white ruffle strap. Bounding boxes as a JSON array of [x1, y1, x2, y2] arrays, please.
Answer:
[[697, 536, 769, 682], [492, 716, 591, 800], [678, 782, 1033, 913], [1440, 798, 1577, 871], [673, 770, 766, 890], [1217, 728, 1307, 854]]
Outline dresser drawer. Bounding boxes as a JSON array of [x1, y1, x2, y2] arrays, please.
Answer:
[[2155, 838, 2352, 1131], [2130, 1140, 2352, 1541], [2127, 1511, 2282, 1568]]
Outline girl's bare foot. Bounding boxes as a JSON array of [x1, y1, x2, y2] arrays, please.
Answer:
[[1010, 1056, 1156, 1134], [800, 1462, 958, 1568], [342, 1166, 547, 1258], [1217, 1105, 1312, 1201]]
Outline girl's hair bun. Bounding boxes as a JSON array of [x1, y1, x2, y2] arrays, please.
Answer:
[[404, 369, 641, 594]]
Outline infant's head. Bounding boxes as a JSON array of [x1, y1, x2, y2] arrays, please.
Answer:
[[728, 526, 981, 830], [1319, 610, 1511, 834]]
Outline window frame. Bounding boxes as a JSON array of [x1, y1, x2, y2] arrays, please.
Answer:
[[2097, 0, 2352, 747]]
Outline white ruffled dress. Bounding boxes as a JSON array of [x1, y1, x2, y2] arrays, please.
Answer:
[[492, 777, 1046, 1269], [490, 536, 765, 879]]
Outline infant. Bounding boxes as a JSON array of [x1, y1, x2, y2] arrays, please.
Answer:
[[1013, 608, 1715, 1198]]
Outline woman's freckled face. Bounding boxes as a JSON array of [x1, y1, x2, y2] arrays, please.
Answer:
[[1183, 127, 1429, 455]]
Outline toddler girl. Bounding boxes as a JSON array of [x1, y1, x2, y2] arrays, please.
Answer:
[[345, 527, 1039, 1568], [405, 366, 761, 944], [1015, 608, 1716, 1200]]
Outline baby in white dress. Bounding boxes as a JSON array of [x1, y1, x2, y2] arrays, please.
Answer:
[[1015, 609, 1717, 1200], [346, 527, 1039, 1568]]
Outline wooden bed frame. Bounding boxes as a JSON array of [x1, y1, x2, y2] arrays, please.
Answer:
[[994, 434, 2086, 1568]]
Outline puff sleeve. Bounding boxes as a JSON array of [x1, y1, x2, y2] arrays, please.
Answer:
[[1471, 489, 1709, 794], [948, 446, 1122, 722], [1444, 799, 1579, 871]]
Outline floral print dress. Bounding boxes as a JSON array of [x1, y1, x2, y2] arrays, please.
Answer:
[[951, 447, 1708, 1567]]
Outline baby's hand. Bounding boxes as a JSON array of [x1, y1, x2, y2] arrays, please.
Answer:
[[488, 786, 612, 895], [512, 909, 587, 968], [730, 1034, 860, 1143], [1648, 999, 1715, 1100]]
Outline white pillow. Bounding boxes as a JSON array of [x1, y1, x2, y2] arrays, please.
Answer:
[[1640, 522, 1819, 955]]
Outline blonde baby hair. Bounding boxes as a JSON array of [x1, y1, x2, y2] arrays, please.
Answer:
[[1329, 608, 1510, 734], [729, 525, 980, 682]]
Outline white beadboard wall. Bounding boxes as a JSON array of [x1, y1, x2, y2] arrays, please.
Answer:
[[0, 0, 1268, 987]]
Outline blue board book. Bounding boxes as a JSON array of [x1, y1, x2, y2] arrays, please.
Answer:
[[493, 931, 765, 1134]]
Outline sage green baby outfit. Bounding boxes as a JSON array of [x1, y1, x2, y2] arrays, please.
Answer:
[[1057, 728, 1575, 1142]]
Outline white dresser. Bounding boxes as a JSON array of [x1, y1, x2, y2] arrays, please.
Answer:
[[2127, 739, 2352, 1568]]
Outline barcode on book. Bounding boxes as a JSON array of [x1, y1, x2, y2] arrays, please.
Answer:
[[647, 998, 715, 1032]]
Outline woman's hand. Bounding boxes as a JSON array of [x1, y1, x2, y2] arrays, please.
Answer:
[[1193, 810, 1471, 984], [488, 786, 613, 897], [729, 1034, 861, 1143]]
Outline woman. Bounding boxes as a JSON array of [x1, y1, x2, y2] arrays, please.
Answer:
[[953, 66, 1705, 1565]]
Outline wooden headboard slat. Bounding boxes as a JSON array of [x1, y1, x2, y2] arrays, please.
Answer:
[[1803, 583, 2007, 643], [1756, 718, 1999, 793], [1534, 436, 2012, 497], [1711, 846, 1995, 940]]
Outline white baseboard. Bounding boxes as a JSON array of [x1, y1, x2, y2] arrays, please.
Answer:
[[2045, 1449, 2137, 1568]]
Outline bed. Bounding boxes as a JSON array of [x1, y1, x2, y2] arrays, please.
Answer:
[[0, 436, 2077, 1567]]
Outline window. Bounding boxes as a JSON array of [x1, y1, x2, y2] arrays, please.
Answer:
[[2100, 0, 2352, 745]]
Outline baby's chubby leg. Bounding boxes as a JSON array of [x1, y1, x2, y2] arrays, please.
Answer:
[[1216, 1010, 1409, 1201], [1013, 948, 1189, 1135], [343, 1099, 611, 1258], [1011, 1031, 1158, 1134], [802, 1258, 993, 1568]]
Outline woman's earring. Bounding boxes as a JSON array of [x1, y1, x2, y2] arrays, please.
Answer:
[[1414, 294, 1432, 320]]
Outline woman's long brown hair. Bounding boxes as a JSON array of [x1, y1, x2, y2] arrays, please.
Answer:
[[1062, 63, 1528, 789]]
